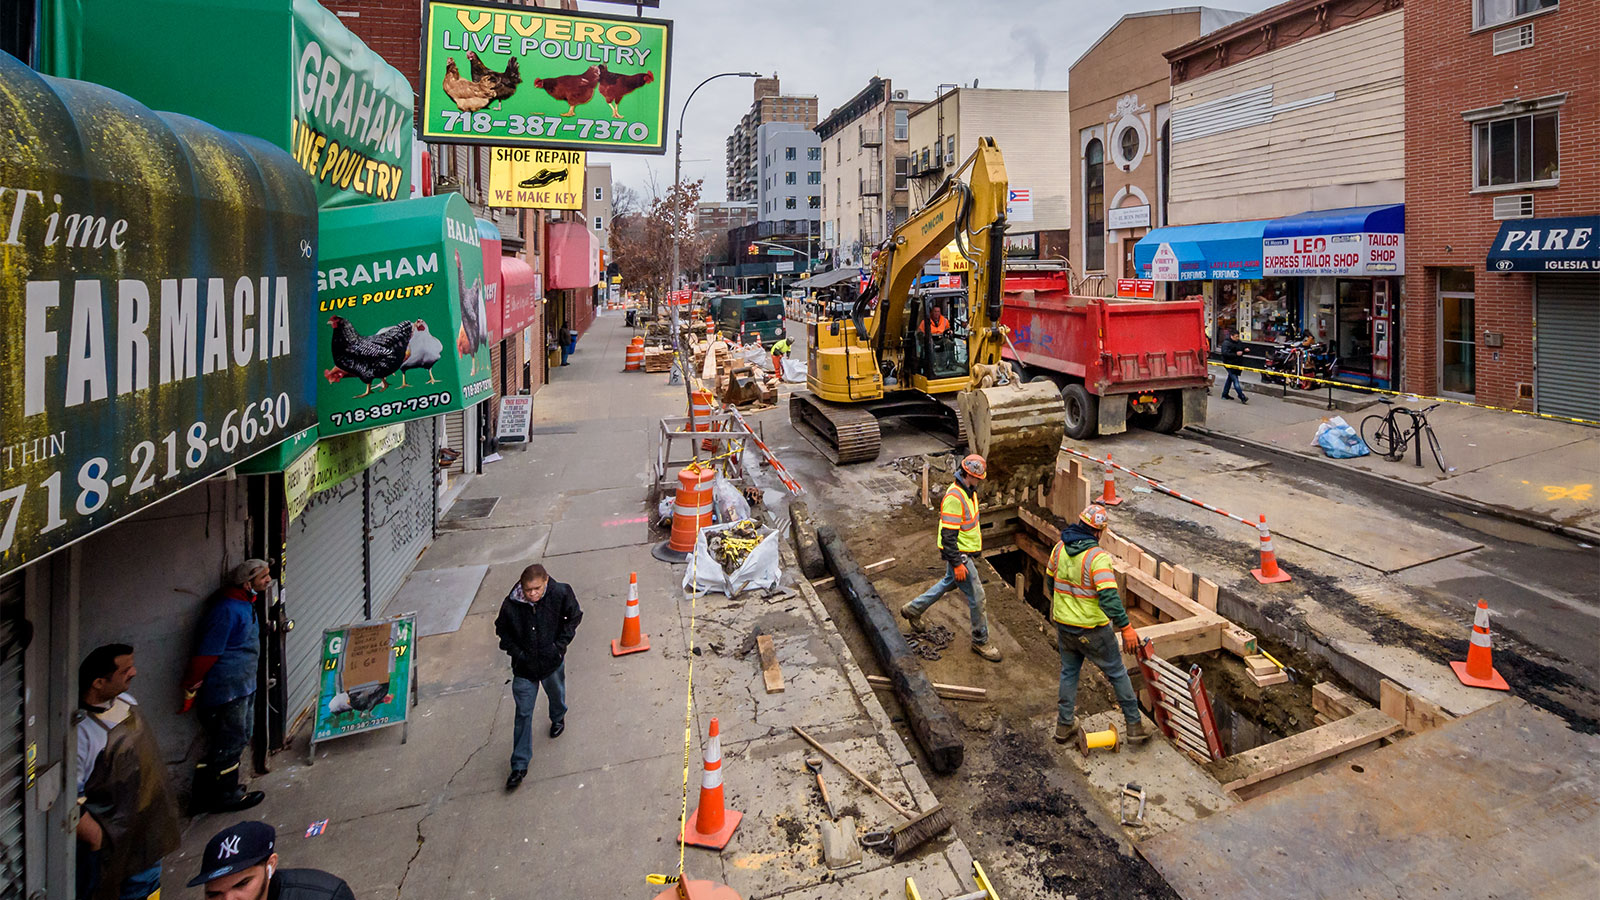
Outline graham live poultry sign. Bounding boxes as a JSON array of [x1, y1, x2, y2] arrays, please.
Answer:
[[316, 193, 493, 436], [420, 0, 672, 154], [0, 55, 319, 578]]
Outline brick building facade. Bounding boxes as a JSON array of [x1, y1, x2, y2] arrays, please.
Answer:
[[1404, 0, 1598, 413]]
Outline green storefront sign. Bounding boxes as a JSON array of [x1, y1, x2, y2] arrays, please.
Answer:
[[48, 0, 414, 208], [0, 53, 319, 578], [316, 193, 493, 436], [421, 0, 671, 154], [311, 614, 416, 745]]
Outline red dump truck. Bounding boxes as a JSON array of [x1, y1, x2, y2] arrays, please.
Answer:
[[1000, 269, 1210, 439]]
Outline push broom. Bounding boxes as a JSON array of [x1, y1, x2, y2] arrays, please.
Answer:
[[793, 725, 952, 857]]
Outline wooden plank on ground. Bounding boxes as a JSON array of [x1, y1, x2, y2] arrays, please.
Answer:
[[1380, 679, 1453, 734], [756, 634, 784, 694], [810, 556, 896, 590], [1312, 682, 1370, 720], [1196, 577, 1220, 612], [866, 675, 987, 701], [1221, 625, 1257, 657], [1206, 708, 1400, 794]]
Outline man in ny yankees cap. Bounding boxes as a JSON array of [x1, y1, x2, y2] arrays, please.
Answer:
[[189, 821, 354, 900]]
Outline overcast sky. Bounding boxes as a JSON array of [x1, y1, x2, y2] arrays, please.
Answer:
[[579, 0, 1279, 202]]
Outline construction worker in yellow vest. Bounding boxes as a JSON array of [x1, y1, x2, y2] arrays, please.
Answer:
[[900, 454, 1003, 662], [1050, 503, 1154, 745]]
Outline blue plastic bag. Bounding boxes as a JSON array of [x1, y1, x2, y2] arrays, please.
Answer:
[[1314, 416, 1370, 459]]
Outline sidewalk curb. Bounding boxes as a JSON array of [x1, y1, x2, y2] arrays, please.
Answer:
[[1188, 425, 1600, 546]]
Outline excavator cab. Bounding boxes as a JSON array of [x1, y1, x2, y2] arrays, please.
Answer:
[[904, 289, 970, 389]]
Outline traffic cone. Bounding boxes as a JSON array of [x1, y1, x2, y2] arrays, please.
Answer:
[[650, 874, 744, 900], [611, 572, 651, 656], [1098, 454, 1124, 506], [1250, 515, 1292, 584], [681, 717, 742, 850], [1450, 599, 1509, 691]]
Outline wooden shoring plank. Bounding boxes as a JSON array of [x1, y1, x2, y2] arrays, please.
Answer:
[[1159, 561, 1177, 589], [1379, 679, 1453, 734], [1208, 708, 1401, 793], [1130, 616, 1225, 660], [1118, 565, 1217, 621], [1171, 565, 1196, 599], [1196, 577, 1220, 612], [1312, 682, 1370, 720]]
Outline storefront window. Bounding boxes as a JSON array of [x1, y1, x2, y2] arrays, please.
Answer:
[[1085, 139, 1105, 271], [1249, 279, 1297, 343]]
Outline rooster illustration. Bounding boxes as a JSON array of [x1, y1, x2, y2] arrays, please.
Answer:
[[454, 250, 489, 375], [325, 316, 413, 398]]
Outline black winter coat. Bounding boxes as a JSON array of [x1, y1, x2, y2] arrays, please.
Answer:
[[268, 868, 356, 900], [495, 581, 583, 681]]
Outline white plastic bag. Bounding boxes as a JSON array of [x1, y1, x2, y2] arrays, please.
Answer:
[[711, 475, 751, 523], [682, 522, 782, 597], [781, 358, 808, 383]]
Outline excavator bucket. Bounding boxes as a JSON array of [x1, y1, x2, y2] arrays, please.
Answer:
[[959, 380, 1066, 504]]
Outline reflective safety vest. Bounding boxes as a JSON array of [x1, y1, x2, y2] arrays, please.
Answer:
[[1049, 541, 1116, 627], [934, 482, 982, 553]]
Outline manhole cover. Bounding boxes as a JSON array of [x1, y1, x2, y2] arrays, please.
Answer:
[[445, 497, 499, 521]]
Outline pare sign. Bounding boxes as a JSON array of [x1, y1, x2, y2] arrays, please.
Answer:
[[1263, 233, 1403, 276]]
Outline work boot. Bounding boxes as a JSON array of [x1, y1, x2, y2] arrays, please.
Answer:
[[1125, 718, 1156, 746], [970, 641, 1002, 663], [188, 763, 215, 817], [210, 765, 265, 813], [899, 602, 928, 633], [1053, 718, 1080, 745]]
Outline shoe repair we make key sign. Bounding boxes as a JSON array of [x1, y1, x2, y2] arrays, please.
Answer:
[[487, 147, 586, 209], [421, 0, 672, 154]]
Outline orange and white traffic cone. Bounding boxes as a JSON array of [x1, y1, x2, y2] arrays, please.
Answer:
[[611, 572, 651, 657], [1250, 515, 1292, 584], [681, 717, 742, 850], [1098, 454, 1124, 506], [1450, 599, 1509, 691]]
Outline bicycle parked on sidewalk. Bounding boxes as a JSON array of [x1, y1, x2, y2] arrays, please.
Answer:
[[1361, 398, 1453, 473]]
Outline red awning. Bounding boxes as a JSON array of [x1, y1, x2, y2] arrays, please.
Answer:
[[547, 221, 600, 290], [502, 254, 537, 337], [478, 219, 505, 342]]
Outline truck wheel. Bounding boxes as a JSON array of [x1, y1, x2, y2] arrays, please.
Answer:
[[1060, 383, 1099, 440], [1152, 395, 1183, 434]]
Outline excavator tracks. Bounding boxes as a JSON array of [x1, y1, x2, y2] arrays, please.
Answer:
[[789, 392, 883, 465]]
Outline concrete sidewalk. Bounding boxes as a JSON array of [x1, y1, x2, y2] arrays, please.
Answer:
[[163, 311, 976, 899], [1197, 366, 1600, 539]]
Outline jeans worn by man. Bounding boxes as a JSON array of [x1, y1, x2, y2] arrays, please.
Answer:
[[495, 564, 583, 790]]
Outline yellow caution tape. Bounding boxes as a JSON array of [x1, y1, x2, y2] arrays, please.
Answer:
[[1209, 360, 1599, 427], [646, 874, 681, 886]]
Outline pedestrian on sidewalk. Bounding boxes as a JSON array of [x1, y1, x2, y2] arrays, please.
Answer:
[[76, 644, 180, 900], [179, 560, 270, 814], [1048, 504, 1153, 747], [558, 325, 574, 366], [900, 454, 1003, 662], [1218, 327, 1249, 404], [495, 564, 583, 789], [188, 821, 354, 900]]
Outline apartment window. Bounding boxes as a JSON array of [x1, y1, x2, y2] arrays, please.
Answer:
[[808, 147, 821, 161], [593, 216, 603, 231], [894, 156, 909, 190], [786, 171, 796, 185], [894, 109, 909, 141], [1085, 138, 1106, 271], [786, 198, 797, 210], [593, 186, 604, 201], [836, 141, 841, 164], [1474, 112, 1559, 188], [836, 178, 841, 205], [1475, 0, 1555, 28], [809, 196, 821, 209], [785, 147, 796, 161], [946, 135, 956, 164], [808, 171, 821, 184]]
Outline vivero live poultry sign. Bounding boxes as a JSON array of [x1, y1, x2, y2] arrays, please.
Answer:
[[421, 0, 672, 154], [315, 194, 493, 436]]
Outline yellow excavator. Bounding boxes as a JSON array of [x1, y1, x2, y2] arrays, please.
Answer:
[[790, 138, 1065, 498]]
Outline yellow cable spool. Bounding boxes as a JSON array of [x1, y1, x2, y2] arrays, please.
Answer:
[[1077, 721, 1121, 755]]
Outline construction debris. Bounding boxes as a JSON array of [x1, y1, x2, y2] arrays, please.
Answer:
[[708, 519, 763, 572], [756, 634, 784, 694], [793, 725, 953, 858], [866, 675, 987, 702]]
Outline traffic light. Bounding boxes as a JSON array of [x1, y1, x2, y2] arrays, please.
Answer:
[[748, 243, 759, 256]]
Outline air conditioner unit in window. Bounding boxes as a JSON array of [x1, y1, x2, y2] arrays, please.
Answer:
[[1493, 23, 1534, 54], [1493, 194, 1534, 220], [892, 90, 908, 101]]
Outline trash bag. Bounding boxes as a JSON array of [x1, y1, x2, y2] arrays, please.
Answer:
[[682, 521, 782, 597], [711, 475, 752, 523], [656, 495, 674, 527], [1314, 416, 1370, 459], [781, 358, 808, 383]]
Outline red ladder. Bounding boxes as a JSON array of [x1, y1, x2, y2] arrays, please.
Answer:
[[1137, 644, 1224, 762]]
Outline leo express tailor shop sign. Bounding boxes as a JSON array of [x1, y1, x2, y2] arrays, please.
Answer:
[[0, 54, 319, 577], [315, 194, 492, 436], [421, 0, 671, 154]]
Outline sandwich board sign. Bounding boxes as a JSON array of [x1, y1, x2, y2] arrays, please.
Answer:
[[497, 395, 533, 442], [309, 614, 418, 760]]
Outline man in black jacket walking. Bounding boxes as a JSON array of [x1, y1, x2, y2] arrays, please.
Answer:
[[1217, 327, 1250, 403], [495, 564, 583, 789]]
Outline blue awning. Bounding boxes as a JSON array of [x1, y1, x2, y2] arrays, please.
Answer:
[[1134, 220, 1268, 281], [1264, 204, 1404, 240], [1486, 216, 1599, 273], [1262, 204, 1405, 276]]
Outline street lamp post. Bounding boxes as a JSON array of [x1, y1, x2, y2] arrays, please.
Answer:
[[671, 70, 760, 457]]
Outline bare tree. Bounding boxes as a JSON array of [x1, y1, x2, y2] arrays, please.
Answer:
[[609, 178, 710, 312]]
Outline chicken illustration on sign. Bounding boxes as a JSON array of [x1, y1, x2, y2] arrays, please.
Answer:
[[315, 193, 493, 436], [422, 1, 671, 154]]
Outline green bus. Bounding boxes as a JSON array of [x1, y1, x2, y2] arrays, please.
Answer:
[[717, 293, 786, 347]]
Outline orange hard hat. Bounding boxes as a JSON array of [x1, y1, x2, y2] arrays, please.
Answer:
[[959, 454, 987, 481], [1080, 503, 1110, 531]]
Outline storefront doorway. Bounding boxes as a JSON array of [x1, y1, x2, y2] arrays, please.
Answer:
[[1336, 279, 1374, 375], [1437, 268, 1475, 396]]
